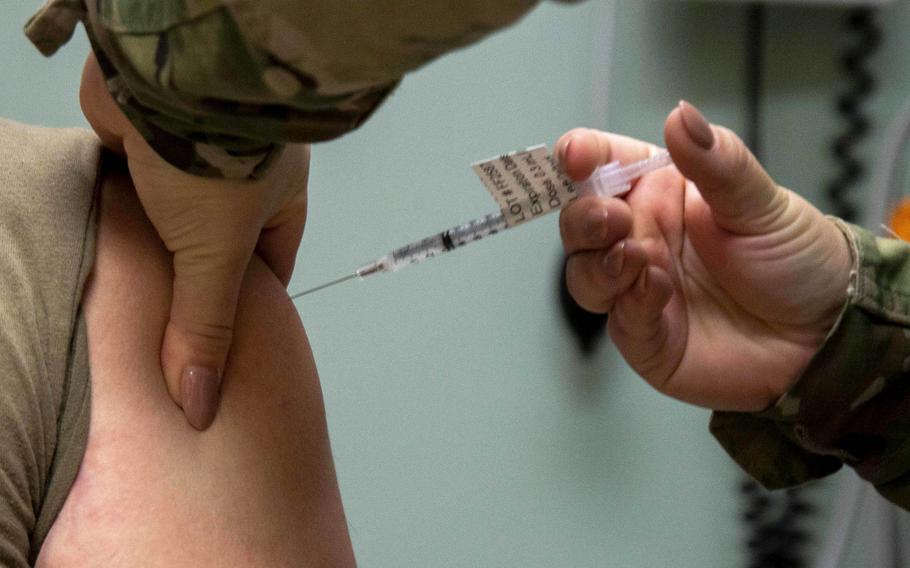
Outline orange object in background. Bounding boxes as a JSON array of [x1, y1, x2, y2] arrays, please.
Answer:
[[890, 198, 910, 241]]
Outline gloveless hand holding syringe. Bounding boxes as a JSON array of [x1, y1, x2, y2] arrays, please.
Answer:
[[291, 145, 674, 299]]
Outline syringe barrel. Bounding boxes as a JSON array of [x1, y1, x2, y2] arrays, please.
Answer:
[[385, 211, 507, 271], [371, 152, 673, 274], [447, 211, 508, 246]]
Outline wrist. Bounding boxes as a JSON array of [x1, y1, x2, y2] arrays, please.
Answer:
[[79, 53, 129, 154], [820, 216, 858, 329]]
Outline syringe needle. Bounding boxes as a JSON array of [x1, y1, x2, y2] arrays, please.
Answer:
[[290, 273, 359, 300]]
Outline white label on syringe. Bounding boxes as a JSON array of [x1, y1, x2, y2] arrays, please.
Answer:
[[472, 145, 577, 228]]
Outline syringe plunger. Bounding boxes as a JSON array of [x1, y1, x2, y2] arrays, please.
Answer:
[[576, 150, 673, 198]]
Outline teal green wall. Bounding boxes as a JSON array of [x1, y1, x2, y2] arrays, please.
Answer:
[[4, 1, 910, 566]]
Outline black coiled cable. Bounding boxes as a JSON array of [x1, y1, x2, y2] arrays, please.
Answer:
[[826, 8, 883, 223], [557, 6, 882, 566], [743, 7, 884, 568], [742, 480, 815, 568], [740, 5, 816, 568]]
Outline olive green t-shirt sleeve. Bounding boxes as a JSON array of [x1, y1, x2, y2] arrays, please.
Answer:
[[26, 0, 582, 178], [0, 119, 99, 565], [711, 219, 910, 511]]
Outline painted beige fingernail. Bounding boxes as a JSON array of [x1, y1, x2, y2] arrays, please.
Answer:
[[678, 101, 715, 150], [559, 134, 580, 164], [182, 366, 222, 430], [584, 209, 608, 240], [603, 241, 625, 277]]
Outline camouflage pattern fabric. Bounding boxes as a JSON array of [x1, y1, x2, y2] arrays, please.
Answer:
[[712, 218, 910, 511], [25, 0, 573, 178]]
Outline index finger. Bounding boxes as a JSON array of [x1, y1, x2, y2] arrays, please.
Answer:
[[555, 128, 661, 181], [559, 194, 633, 256]]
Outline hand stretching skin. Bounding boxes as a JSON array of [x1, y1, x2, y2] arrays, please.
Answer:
[[558, 102, 853, 412], [79, 54, 309, 430]]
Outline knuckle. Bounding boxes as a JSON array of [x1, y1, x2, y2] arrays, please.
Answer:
[[566, 255, 612, 314], [559, 207, 578, 239], [564, 258, 588, 298], [175, 245, 251, 277], [559, 208, 584, 251], [163, 318, 234, 370], [174, 320, 234, 354], [607, 303, 645, 341], [716, 126, 752, 180]]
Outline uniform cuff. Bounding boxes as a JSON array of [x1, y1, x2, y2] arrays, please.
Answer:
[[711, 220, 910, 511]]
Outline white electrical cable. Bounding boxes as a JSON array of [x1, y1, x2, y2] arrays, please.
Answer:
[[814, 95, 910, 568], [813, 472, 866, 568], [864, 95, 910, 231]]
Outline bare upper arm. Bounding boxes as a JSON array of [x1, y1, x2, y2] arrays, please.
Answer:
[[37, 165, 354, 566]]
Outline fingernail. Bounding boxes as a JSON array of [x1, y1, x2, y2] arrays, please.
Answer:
[[638, 268, 649, 295], [584, 209, 608, 240], [603, 241, 625, 277], [678, 101, 715, 150], [182, 366, 222, 430], [558, 132, 583, 164], [559, 138, 573, 163], [557, 139, 573, 166]]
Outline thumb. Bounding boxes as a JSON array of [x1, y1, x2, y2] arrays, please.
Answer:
[[162, 246, 249, 430], [665, 101, 784, 234]]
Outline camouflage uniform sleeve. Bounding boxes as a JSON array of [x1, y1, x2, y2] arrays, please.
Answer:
[[25, 0, 581, 179], [711, 218, 910, 511]]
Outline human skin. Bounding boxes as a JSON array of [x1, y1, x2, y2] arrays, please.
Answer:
[[35, 161, 355, 566], [557, 102, 853, 412], [80, 54, 310, 430]]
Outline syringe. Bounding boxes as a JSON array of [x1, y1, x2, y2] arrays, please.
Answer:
[[291, 150, 673, 299]]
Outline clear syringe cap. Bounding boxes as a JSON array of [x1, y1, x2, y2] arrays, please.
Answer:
[[575, 149, 673, 198]]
